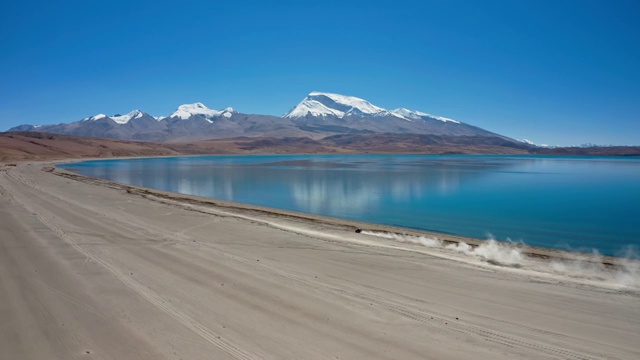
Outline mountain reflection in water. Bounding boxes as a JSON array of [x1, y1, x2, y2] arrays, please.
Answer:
[[62, 154, 640, 256]]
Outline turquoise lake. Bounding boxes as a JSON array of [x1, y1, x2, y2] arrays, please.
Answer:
[[61, 155, 640, 256]]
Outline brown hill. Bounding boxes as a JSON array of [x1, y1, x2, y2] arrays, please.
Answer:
[[1, 131, 637, 162], [0, 132, 360, 162]]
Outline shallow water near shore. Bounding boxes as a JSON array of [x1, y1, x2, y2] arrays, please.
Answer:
[[61, 154, 640, 257]]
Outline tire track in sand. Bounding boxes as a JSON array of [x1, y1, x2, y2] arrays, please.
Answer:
[[0, 169, 262, 360]]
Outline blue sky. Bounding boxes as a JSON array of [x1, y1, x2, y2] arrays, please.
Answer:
[[1, 0, 638, 146]]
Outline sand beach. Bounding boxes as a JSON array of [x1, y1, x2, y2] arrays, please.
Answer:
[[1, 161, 638, 359]]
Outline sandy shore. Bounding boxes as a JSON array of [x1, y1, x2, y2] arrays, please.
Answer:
[[1, 162, 639, 359]]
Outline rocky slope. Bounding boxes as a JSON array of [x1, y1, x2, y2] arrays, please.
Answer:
[[9, 92, 522, 145]]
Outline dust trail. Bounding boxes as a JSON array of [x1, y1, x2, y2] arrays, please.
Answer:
[[360, 230, 442, 248], [551, 246, 640, 288], [360, 230, 640, 290], [143, 194, 640, 290], [445, 236, 524, 267], [361, 230, 524, 267]]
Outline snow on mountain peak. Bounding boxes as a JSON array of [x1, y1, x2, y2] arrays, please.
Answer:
[[83, 114, 107, 122], [221, 107, 236, 118], [391, 108, 459, 123], [73, 94, 461, 128], [391, 108, 428, 121], [111, 110, 145, 124], [82, 110, 150, 124], [424, 114, 460, 123], [284, 92, 459, 123], [284, 91, 387, 119], [170, 102, 229, 120]]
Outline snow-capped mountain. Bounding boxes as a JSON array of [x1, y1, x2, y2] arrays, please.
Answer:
[[7, 93, 525, 146], [169, 103, 236, 121], [284, 92, 388, 119], [111, 110, 148, 124], [285, 92, 460, 124], [280, 92, 503, 139], [82, 110, 154, 125]]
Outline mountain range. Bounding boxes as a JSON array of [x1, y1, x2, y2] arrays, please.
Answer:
[[9, 92, 523, 146]]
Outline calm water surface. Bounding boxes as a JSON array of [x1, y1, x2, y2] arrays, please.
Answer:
[[62, 155, 640, 256]]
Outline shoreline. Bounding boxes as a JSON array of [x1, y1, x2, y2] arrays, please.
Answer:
[[53, 156, 628, 265]]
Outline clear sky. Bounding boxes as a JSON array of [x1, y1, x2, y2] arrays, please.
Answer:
[[1, 0, 638, 146]]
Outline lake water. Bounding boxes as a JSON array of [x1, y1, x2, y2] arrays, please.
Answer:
[[61, 155, 640, 256]]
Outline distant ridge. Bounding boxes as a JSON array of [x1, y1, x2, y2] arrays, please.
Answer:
[[0, 132, 524, 162], [9, 92, 523, 146], [3, 131, 636, 163]]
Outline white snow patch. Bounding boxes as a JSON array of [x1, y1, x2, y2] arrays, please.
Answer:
[[391, 107, 460, 123], [391, 108, 428, 121], [310, 91, 386, 115], [221, 107, 235, 118], [284, 91, 387, 119], [170, 102, 224, 120], [83, 114, 107, 122], [285, 98, 346, 118], [423, 113, 460, 123], [111, 110, 145, 124]]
